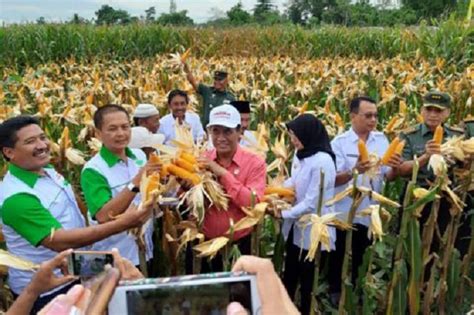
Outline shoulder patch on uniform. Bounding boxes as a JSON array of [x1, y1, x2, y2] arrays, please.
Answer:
[[446, 125, 464, 134]]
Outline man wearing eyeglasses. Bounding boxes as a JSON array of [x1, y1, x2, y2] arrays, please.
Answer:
[[329, 96, 402, 303], [182, 61, 236, 127]]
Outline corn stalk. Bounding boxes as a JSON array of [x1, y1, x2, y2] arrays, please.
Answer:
[[310, 170, 325, 315], [438, 161, 474, 314], [385, 161, 419, 315], [338, 173, 364, 315]]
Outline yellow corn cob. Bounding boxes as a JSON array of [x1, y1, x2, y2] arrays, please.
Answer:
[[180, 151, 197, 165], [381, 137, 401, 164], [264, 186, 295, 197], [180, 48, 191, 62], [149, 152, 161, 164], [358, 139, 369, 162], [384, 116, 398, 132], [167, 164, 201, 185], [433, 125, 443, 145], [160, 164, 169, 178], [174, 158, 196, 173], [394, 140, 406, 155], [144, 174, 160, 202]]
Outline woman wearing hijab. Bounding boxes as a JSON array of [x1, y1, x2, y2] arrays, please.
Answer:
[[271, 114, 337, 315]]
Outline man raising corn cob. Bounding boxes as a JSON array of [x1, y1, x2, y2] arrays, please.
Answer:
[[196, 104, 266, 272], [330, 96, 403, 302]]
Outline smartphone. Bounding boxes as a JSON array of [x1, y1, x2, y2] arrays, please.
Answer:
[[108, 272, 261, 315], [67, 250, 114, 277]]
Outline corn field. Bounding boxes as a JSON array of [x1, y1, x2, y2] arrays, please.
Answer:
[[0, 19, 473, 314]]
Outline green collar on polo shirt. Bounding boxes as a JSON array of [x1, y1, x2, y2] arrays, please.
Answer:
[[99, 146, 137, 167], [8, 163, 53, 188]]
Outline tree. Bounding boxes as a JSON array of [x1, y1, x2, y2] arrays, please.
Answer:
[[36, 16, 46, 24], [70, 13, 87, 24], [145, 6, 156, 22], [157, 10, 194, 26], [402, 0, 458, 18], [227, 2, 252, 25], [95, 5, 132, 25], [254, 0, 275, 19], [170, 0, 177, 13]]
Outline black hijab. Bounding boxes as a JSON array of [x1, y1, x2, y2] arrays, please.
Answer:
[[286, 114, 336, 165]]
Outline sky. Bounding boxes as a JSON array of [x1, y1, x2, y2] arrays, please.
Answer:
[[0, 0, 288, 24]]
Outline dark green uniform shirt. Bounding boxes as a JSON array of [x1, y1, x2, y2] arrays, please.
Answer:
[[399, 123, 464, 187], [464, 117, 474, 138], [197, 83, 235, 127]]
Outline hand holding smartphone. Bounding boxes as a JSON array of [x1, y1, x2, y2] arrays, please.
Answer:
[[67, 250, 114, 277]]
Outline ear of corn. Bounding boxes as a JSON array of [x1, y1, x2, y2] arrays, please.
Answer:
[[358, 139, 369, 162], [149, 152, 161, 164], [381, 137, 401, 164], [394, 140, 406, 155], [174, 158, 196, 173], [264, 186, 295, 198], [180, 151, 197, 165], [167, 164, 201, 185], [433, 125, 444, 145]]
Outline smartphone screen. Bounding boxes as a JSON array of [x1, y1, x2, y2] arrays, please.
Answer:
[[125, 280, 252, 314], [70, 251, 114, 277]]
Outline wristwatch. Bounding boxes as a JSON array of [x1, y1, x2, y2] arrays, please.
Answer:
[[127, 182, 140, 193]]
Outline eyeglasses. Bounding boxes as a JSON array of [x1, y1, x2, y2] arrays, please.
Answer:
[[359, 112, 378, 119]]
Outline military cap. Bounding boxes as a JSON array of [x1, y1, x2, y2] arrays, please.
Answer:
[[423, 91, 451, 109], [230, 100, 251, 114], [214, 70, 228, 81]]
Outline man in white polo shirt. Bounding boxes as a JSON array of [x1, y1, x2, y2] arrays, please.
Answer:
[[158, 89, 205, 145], [81, 104, 161, 270], [133, 103, 161, 134], [0, 115, 152, 314]]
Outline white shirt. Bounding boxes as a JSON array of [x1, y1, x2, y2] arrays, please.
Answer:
[[330, 128, 390, 226], [82, 148, 152, 265], [0, 167, 86, 295], [158, 112, 205, 146], [281, 152, 336, 251], [240, 130, 258, 147]]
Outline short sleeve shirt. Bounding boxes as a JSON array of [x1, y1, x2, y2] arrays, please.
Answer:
[[330, 128, 390, 226], [197, 84, 236, 127], [399, 123, 464, 187], [0, 164, 86, 295]]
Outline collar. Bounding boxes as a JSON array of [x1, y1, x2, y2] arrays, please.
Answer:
[[421, 123, 444, 137], [211, 87, 228, 94], [348, 128, 376, 143], [99, 146, 136, 168], [208, 145, 244, 168], [8, 163, 52, 188]]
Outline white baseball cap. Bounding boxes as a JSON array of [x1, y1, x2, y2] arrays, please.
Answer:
[[129, 127, 164, 149], [207, 104, 241, 129], [133, 104, 159, 118]]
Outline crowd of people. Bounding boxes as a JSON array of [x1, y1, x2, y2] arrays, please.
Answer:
[[0, 62, 473, 315]]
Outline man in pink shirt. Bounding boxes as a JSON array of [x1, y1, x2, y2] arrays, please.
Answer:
[[198, 104, 266, 271]]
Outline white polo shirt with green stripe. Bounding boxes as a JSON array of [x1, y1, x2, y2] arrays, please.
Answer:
[[0, 164, 87, 295], [81, 146, 153, 265]]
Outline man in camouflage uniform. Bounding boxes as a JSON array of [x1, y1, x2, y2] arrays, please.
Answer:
[[398, 91, 466, 255]]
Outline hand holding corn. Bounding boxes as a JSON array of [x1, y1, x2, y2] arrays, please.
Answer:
[[197, 156, 228, 177], [385, 153, 403, 169], [424, 139, 441, 157], [131, 159, 162, 187], [354, 157, 372, 174]]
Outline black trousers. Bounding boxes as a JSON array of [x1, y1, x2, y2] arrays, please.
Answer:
[[283, 230, 320, 315], [331, 224, 371, 291], [12, 280, 80, 315]]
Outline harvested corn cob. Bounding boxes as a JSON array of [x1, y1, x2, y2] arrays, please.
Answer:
[[174, 158, 196, 173], [264, 186, 295, 198], [394, 140, 406, 155], [381, 137, 401, 165], [433, 125, 443, 145], [167, 164, 201, 185], [180, 151, 197, 165], [358, 139, 369, 162]]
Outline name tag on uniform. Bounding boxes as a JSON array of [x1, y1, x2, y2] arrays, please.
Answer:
[[346, 154, 359, 158]]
